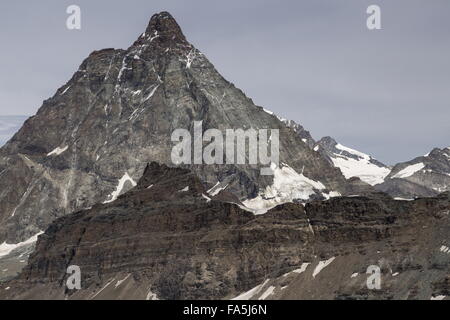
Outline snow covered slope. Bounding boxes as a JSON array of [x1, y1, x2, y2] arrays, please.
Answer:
[[376, 147, 450, 198], [243, 163, 341, 214], [315, 137, 391, 186]]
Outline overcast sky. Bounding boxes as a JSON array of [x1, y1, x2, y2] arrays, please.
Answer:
[[0, 0, 449, 164]]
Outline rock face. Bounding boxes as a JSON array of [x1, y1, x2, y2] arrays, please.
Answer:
[[376, 147, 450, 199], [0, 163, 448, 300], [0, 12, 352, 244]]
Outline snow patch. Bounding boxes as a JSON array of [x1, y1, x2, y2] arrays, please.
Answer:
[[103, 173, 137, 204], [91, 279, 115, 299], [202, 194, 212, 202], [146, 289, 159, 300], [336, 143, 370, 160], [312, 257, 335, 278], [351, 273, 359, 278], [143, 85, 159, 102], [115, 274, 131, 288], [179, 186, 189, 192], [263, 108, 274, 116], [207, 182, 228, 197], [61, 86, 71, 95], [322, 191, 341, 200], [330, 153, 390, 186], [0, 231, 44, 258], [431, 295, 446, 300], [392, 163, 425, 179], [47, 146, 68, 157], [258, 286, 275, 300], [232, 279, 270, 300], [293, 263, 310, 274], [243, 163, 326, 214]]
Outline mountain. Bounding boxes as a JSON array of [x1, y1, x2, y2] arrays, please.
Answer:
[[315, 136, 450, 199], [0, 12, 353, 246], [1, 162, 449, 300], [376, 147, 450, 199], [315, 137, 391, 186], [0, 11, 449, 300]]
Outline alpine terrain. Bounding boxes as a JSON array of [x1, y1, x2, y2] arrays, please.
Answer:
[[0, 12, 448, 300]]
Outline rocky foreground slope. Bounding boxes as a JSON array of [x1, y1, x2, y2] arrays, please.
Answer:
[[0, 162, 448, 300]]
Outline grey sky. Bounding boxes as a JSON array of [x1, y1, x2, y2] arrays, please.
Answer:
[[0, 0, 449, 164]]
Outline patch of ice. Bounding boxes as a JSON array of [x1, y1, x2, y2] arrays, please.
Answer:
[[143, 85, 159, 102], [0, 231, 44, 258], [335, 143, 370, 160], [103, 173, 137, 204], [330, 154, 390, 186], [322, 191, 341, 200], [232, 279, 270, 300], [47, 145, 68, 157], [440, 245, 449, 253], [392, 163, 425, 179], [91, 278, 115, 299], [115, 274, 131, 288], [351, 273, 359, 278], [258, 286, 275, 300], [392, 272, 399, 277], [202, 194, 212, 202], [179, 186, 189, 192], [207, 182, 228, 197], [293, 263, 310, 274], [313, 146, 319, 152], [61, 85, 71, 95], [312, 257, 336, 278], [243, 163, 326, 214], [431, 295, 446, 300], [146, 289, 159, 300], [263, 108, 274, 116]]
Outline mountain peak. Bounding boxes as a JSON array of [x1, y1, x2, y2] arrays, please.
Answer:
[[318, 136, 338, 147], [142, 11, 187, 44]]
